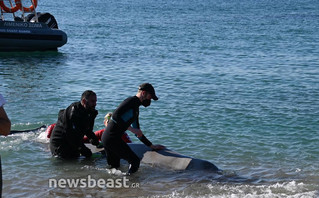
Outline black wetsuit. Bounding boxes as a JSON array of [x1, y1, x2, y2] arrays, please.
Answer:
[[102, 96, 152, 174], [50, 101, 98, 159]]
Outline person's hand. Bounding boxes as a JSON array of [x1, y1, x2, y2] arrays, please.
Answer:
[[89, 136, 99, 146], [80, 146, 92, 158], [150, 144, 166, 150], [96, 142, 104, 148]]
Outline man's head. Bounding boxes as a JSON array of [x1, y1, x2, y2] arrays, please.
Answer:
[[81, 90, 97, 111], [137, 83, 158, 107]]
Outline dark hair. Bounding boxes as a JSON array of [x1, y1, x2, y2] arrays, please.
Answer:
[[81, 90, 96, 101]]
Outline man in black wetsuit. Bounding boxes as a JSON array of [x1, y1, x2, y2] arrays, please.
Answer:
[[50, 90, 99, 159], [102, 83, 165, 174]]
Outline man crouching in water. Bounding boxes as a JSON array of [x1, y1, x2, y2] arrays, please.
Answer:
[[102, 83, 165, 175], [50, 90, 99, 159]]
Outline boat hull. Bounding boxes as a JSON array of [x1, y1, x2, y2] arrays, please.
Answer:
[[0, 20, 67, 51]]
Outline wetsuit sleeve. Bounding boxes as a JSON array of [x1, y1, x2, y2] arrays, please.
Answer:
[[86, 132, 99, 145], [83, 110, 99, 145], [138, 135, 153, 147], [131, 114, 152, 146], [131, 118, 140, 129], [85, 110, 99, 143]]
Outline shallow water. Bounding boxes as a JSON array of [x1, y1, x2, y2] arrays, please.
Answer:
[[1, 0, 319, 197]]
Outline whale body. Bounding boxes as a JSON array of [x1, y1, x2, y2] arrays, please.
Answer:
[[87, 143, 219, 171], [128, 143, 219, 171]]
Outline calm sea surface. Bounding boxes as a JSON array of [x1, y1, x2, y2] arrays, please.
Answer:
[[0, 0, 319, 197]]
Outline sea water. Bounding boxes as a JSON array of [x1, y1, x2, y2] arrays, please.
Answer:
[[0, 0, 319, 197]]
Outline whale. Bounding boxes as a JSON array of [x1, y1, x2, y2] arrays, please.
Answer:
[[130, 143, 219, 171], [86, 143, 220, 172]]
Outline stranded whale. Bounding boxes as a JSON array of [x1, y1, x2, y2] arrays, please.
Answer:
[[86, 143, 219, 172]]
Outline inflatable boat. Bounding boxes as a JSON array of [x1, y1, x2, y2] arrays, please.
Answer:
[[0, 0, 67, 51]]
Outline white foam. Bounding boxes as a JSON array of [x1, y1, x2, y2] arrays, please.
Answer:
[[204, 181, 317, 198], [36, 131, 50, 143], [106, 168, 125, 176]]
